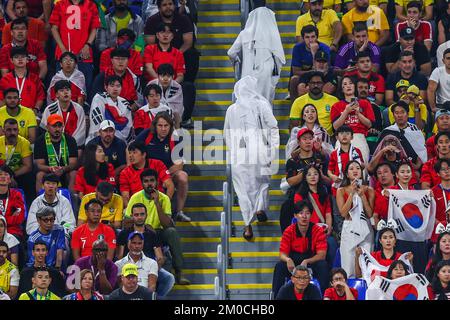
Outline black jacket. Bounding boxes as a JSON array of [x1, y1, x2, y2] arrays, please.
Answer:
[[275, 282, 321, 300]]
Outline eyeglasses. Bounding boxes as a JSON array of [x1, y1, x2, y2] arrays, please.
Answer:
[[292, 276, 310, 281], [332, 277, 345, 282], [39, 217, 55, 223]]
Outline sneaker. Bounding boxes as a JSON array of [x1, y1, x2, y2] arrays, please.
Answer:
[[284, 93, 290, 100], [181, 118, 194, 129], [176, 211, 191, 222], [175, 272, 191, 285]]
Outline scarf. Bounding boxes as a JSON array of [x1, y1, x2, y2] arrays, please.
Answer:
[[45, 132, 68, 167]]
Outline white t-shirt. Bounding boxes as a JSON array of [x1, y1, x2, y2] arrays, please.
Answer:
[[115, 254, 158, 289], [429, 66, 450, 105], [437, 41, 450, 68]]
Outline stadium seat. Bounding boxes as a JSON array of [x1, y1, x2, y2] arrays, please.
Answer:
[[347, 278, 367, 300], [15, 188, 27, 220], [332, 247, 341, 268]]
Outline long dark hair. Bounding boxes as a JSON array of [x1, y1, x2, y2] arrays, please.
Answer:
[[387, 260, 410, 279], [299, 104, 319, 127], [83, 143, 109, 186], [297, 164, 329, 203], [340, 160, 363, 187], [426, 232, 450, 281], [337, 75, 357, 101], [431, 260, 450, 300]]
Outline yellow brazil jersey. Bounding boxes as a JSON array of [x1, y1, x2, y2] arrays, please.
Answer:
[[289, 93, 339, 136], [19, 289, 61, 300], [302, 0, 340, 10], [343, 0, 388, 5], [78, 192, 124, 223], [113, 11, 131, 33], [342, 5, 390, 43], [295, 9, 340, 46], [0, 260, 17, 293], [125, 190, 172, 230], [0, 106, 37, 140], [0, 135, 32, 172]]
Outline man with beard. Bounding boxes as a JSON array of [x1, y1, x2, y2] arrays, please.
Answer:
[[96, 0, 144, 53], [295, 0, 342, 48], [34, 114, 78, 193], [0, 241, 19, 300], [342, 0, 390, 47]]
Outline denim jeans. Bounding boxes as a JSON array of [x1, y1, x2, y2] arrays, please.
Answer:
[[156, 267, 175, 298]]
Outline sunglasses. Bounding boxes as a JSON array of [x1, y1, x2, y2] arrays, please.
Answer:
[[39, 217, 55, 223]]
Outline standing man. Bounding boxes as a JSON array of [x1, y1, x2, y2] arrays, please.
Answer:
[[224, 76, 280, 240], [428, 48, 450, 113]]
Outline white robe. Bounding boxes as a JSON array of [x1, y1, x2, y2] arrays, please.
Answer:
[[224, 76, 280, 225], [227, 7, 285, 103]]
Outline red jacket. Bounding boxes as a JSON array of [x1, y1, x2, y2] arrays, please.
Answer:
[[1, 188, 25, 237], [279, 223, 327, 256], [100, 48, 143, 76], [74, 163, 116, 195]]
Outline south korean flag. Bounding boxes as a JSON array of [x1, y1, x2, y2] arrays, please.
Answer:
[[347, 194, 371, 250], [387, 190, 436, 242], [366, 274, 430, 300]]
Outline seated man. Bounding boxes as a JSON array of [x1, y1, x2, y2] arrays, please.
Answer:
[[107, 263, 153, 300], [124, 169, 190, 285], [77, 182, 123, 230], [47, 52, 86, 106], [0, 17, 47, 79], [383, 27, 431, 77], [275, 265, 322, 300], [0, 88, 37, 143], [0, 241, 19, 300], [26, 207, 66, 269], [428, 48, 450, 113], [395, 0, 433, 21], [272, 200, 328, 298], [421, 132, 450, 189], [27, 173, 75, 236], [18, 266, 61, 300], [34, 114, 78, 193]]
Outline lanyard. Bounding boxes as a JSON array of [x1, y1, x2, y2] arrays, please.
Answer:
[[59, 102, 71, 128], [33, 289, 51, 300], [51, 143, 62, 166], [4, 145, 15, 166], [441, 185, 449, 217], [15, 76, 26, 97]]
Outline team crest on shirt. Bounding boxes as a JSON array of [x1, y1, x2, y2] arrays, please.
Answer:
[[19, 120, 25, 127], [164, 144, 170, 153], [326, 104, 330, 112], [112, 152, 118, 161], [109, 208, 114, 213]]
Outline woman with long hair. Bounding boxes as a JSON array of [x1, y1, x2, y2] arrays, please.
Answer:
[[426, 230, 450, 281], [73, 143, 115, 198], [63, 269, 103, 300], [386, 260, 411, 280], [430, 260, 450, 300]]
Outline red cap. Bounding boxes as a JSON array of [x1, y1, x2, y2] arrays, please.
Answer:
[[47, 114, 64, 126], [297, 128, 314, 140]]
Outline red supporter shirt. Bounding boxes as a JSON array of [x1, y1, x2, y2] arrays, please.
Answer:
[[328, 146, 364, 195], [61, 103, 79, 137], [293, 193, 331, 224], [100, 47, 143, 76], [345, 70, 385, 97], [279, 223, 327, 256], [49, 0, 101, 62], [134, 108, 153, 130], [426, 135, 436, 160], [371, 251, 402, 266], [71, 222, 116, 257], [0, 40, 46, 75], [395, 21, 432, 43], [0, 71, 45, 109], [421, 157, 441, 188], [2, 18, 47, 45], [324, 287, 358, 300], [293, 289, 304, 300], [49, 82, 85, 103], [119, 159, 171, 196], [431, 184, 450, 242], [373, 186, 389, 220], [104, 68, 138, 102], [330, 99, 375, 135], [74, 163, 116, 195], [143, 44, 185, 82], [0, 188, 25, 237]]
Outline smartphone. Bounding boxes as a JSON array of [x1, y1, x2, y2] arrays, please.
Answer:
[[356, 179, 363, 187], [351, 97, 358, 103]]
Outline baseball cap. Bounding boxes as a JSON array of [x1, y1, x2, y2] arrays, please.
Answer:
[[99, 120, 115, 131], [47, 114, 64, 126], [395, 79, 410, 89], [435, 109, 450, 120], [122, 263, 139, 277], [400, 27, 415, 39], [127, 231, 145, 241], [406, 85, 420, 96], [314, 50, 329, 62], [297, 128, 314, 140]]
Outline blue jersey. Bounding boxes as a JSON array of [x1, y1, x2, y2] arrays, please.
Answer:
[[27, 225, 66, 267], [291, 42, 331, 71]]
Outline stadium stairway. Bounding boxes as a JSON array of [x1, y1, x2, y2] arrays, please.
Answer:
[[165, 0, 297, 300]]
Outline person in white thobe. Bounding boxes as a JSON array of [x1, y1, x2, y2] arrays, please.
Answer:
[[224, 76, 280, 240]]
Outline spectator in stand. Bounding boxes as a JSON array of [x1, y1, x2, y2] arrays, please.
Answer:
[[47, 52, 86, 107], [18, 241, 66, 297], [290, 51, 337, 101], [422, 132, 450, 189], [74, 239, 118, 295], [26, 173, 75, 236], [74, 143, 115, 199], [323, 268, 357, 300], [426, 109, 450, 160], [124, 169, 190, 285], [0, 216, 19, 266], [387, 85, 427, 131], [71, 199, 117, 261], [426, 230, 450, 281], [34, 114, 78, 193], [383, 27, 431, 77], [18, 266, 61, 300], [395, 0, 433, 21], [86, 120, 127, 180], [77, 182, 123, 230], [438, 2, 450, 45], [0, 165, 25, 240], [134, 84, 173, 135], [0, 46, 45, 113], [0, 241, 19, 299], [49, 0, 101, 92], [341, 0, 390, 47], [0, 88, 36, 143], [41, 80, 86, 150], [108, 263, 154, 300], [334, 23, 381, 74], [386, 260, 411, 280], [117, 203, 175, 297], [428, 49, 450, 113], [136, 112, 189, 222], [430, 260, 450, 300], [394, 1, 433, 52], [289, 71, 339, 136], [99, 28, 143, 77], [385, 51, 428, 107], [119, 141, 174, 207], [63, 269, 104, 300], [431, 159, 450, 240], [343, 0, 388, 13], [2, 0, 46, 47], [26, 207, 65, 269], [275, 265, 322, 300], [96, 0, 144, 53], [295, 0, 342, 48], [272, 200, 328, 297], [372, 162, 396, 224], [0, 17, 47, 79], [6, 0, 44, 20], [91, 48, 140, 110], [344, 51, 385, 106], [331, 76, 374, 164]]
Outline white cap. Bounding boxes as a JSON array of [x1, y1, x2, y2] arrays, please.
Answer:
[[99, 120, 115, 131]]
